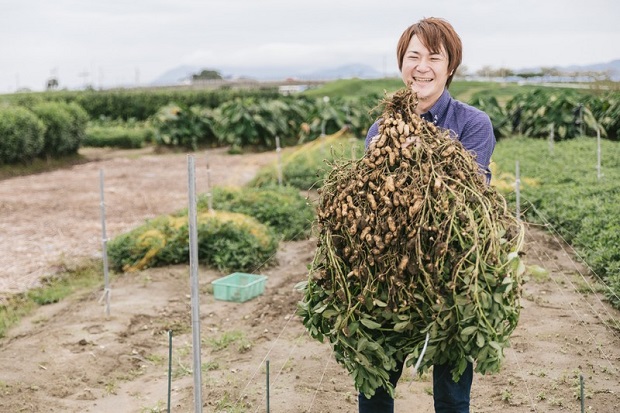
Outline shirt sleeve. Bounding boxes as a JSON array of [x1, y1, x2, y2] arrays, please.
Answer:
[[459, 113, 496, 183], [365, 120, 381, 149]]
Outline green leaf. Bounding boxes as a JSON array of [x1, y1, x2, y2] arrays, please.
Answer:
[[322, 309, 338, 318], [460, 325, 477, 339], [357, 337, 369, 352], [373, 298, 388, 307], [360, 318, 382, 330], [393, 321, 410, 332]]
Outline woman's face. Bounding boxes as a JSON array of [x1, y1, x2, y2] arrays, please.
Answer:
[[400, 34, 451, 113]]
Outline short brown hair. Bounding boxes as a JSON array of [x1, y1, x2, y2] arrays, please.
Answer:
[[396, 17, 462, 88]]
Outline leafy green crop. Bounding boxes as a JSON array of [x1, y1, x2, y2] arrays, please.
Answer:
[[107, 211, 278, 273], [505, 89, 601, 140], [492, 136, 620, 307], [202, 185, 315, 241]]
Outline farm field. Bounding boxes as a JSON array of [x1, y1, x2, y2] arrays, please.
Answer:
[[0, 146, 619, 412]]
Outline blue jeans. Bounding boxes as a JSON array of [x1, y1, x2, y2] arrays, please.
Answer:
[[358, 360, 473, 413]]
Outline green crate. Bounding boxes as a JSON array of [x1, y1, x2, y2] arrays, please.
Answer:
[[211, 272, 268, 302]]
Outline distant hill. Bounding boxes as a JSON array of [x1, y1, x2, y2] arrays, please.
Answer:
[[150, 63, 384, 86], [298, 64, 383, 80], [561, 59, 620, 74], [516, 59, 620, 81], [150, 65, 202, 85], [151, 59, 620, 86], [563, 59, 620, 80]]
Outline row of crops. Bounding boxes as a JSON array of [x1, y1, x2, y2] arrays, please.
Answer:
[[1, 82, 619, 166], [471, 87, 620, 140]]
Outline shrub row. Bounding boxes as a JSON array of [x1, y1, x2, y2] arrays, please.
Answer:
[[108, 185, 315, 273], [469, 88, 620, 141], [0, 106, 45, 164], [0, 102, 88, 165], [108, 212, 278, 273], [204, 185, 315, 241], [84, 125, 154, 149], [150, 95, 378, 152], [2, 88, 281, 121], [250, 129, 365, 191]]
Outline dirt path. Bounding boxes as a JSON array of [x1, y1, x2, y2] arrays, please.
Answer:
[[0, 148, 619, 412], [0, 147, 274, 297]]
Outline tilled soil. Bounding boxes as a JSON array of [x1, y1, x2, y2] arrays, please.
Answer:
[[0, 147, 619, 412]]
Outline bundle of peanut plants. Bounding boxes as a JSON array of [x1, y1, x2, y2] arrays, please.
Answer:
[[298, 87, 525, 398]]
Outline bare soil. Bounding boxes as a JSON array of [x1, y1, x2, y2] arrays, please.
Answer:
[[0, 147, 619, 412]]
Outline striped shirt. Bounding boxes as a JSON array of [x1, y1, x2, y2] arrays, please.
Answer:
[[365, 88, 496, 182]]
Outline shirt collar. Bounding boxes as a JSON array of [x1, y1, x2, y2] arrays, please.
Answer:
[[422, 88, 451, 124]]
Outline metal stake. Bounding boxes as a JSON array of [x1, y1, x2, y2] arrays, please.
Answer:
[[168, 330, 173, 413], [205, 153, 213, 212], [515, 161, 521, 222], [597, 127, 602, 180], [188, 155, 203, 413], [275, 136, 283, 187], [580, 374, 585, 413], [98, 169, 110, 317], [266, 360, 270, 413], [548, 123, 554, 155]]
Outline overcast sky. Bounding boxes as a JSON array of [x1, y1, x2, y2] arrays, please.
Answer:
[[1, 0, 619, 92]]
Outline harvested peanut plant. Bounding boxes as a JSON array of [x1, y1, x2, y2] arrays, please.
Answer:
[[297, 87, 525, 398]]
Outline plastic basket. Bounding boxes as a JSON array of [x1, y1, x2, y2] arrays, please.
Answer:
[[211, 272, 268, 302]]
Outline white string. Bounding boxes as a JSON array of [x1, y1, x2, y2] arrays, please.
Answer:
[[506, 347, 538, 412], [525, 222, 618, 374], [234, 305, 300, 407], [306, 346, 334, 413], [252, 332, 307, 413], [526, 200, 620, 307], [526, 202, 620, 337]]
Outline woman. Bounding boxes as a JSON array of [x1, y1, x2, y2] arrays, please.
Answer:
[[360, 17, 496, 413]]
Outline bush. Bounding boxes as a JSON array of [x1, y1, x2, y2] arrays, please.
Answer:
[[63, 102, 89, 149], [203, 185, 315, 241], [107, 211, 278, 273], [152, 104, 218, 150], [0, 106, 45, 164], [505, 89, 601, 140], [31, 102, 86, 157], [250, 129, 365, 190], [468, 93, 511, 138], [84, 124, 153, 148]]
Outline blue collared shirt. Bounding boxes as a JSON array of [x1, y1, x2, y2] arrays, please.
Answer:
[[365, 88, 496, 182]]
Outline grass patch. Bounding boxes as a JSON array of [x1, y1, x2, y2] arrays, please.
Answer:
[[207, 330, 252, 353], [0, 259, 103, 338]]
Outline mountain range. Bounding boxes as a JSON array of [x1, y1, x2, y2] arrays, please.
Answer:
[[150, 60, 620, 86]]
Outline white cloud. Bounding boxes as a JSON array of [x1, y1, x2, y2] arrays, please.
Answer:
[[0, 0, 618, 92]]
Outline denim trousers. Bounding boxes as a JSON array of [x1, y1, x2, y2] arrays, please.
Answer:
[[358, 360, 473, 413]]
